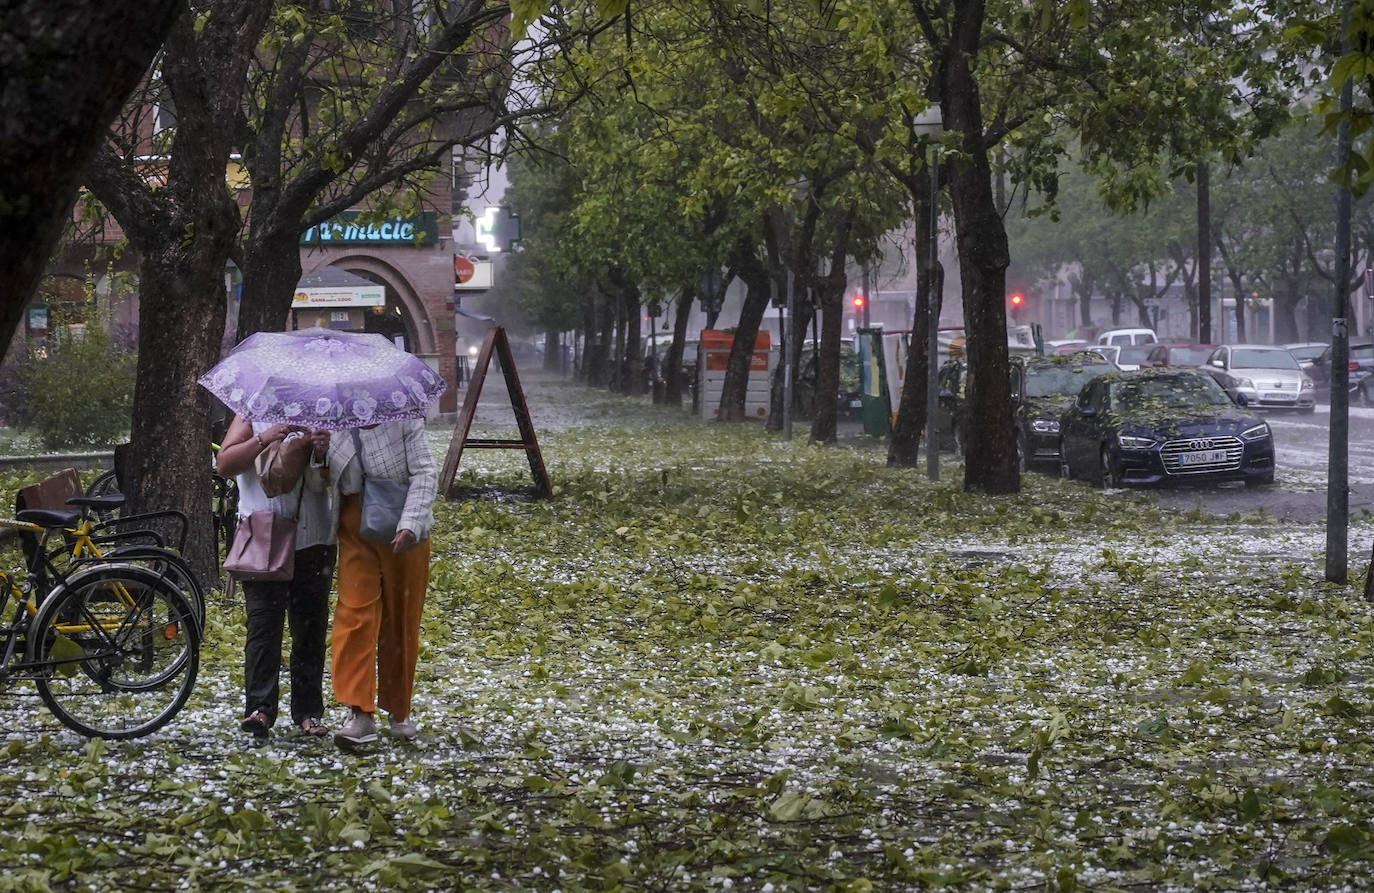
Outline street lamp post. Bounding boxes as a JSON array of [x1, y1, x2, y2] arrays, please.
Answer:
[[913, 107, 943, 481]]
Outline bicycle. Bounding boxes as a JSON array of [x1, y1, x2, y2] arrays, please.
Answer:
[[0, 507, 200, 739], [86, 454, 240, 570], [51, 496, 208, 635], [20, 472, 207, 634]]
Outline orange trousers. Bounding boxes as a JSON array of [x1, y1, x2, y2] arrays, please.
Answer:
[[331, 494, 430, 720]]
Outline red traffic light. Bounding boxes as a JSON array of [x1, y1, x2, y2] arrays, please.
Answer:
[[1010, 292, 1024, 307], [852, 294, 866, 309]]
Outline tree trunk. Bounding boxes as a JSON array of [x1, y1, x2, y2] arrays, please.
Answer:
[[942, 0, 1017, 494], [610, 283, 625, 392], [808, 208, 854, 445], [543, 329, 562, 372], [0, 0, 182, 359], [617, 275, 642, 394], [664, 291, 694, 406], [588, 290, 613, 387], [888, 164, 938, 466], [808, 266, 845, 445], [718, 243, 771, 422], [127, 239, 233, 580], [578, 300, 595, 381], [237, 227, 302, 340], [1077, 276, 1094, 329], [1219, 249, 1248, 343]]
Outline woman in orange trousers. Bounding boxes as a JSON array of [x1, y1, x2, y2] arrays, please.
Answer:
[[324, 418, 437, 747]]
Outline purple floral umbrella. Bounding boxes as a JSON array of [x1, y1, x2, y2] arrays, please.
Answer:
[[198, 329, 447, 430]]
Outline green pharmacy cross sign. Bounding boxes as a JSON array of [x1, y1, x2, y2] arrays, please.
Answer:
[[476, 206, 522, 253]]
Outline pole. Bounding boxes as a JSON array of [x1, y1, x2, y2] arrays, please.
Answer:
[[783, 270, 795, 441], [925, 146, 940, 481], [1330, 26, 1353, 584], [861, 264, 871, 329], [1197, 162, 1212, 345]]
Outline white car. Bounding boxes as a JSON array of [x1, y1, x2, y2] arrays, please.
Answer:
[[1205, 344, 1316, 413], [1095, 327, 1158, 347]]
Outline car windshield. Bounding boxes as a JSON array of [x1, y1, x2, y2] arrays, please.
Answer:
[[1024, 364, 1113, 398], [1118, 346, 1153, 363], [1352, 343, 1374, 362], [1112, 374, 1233, 412], [1231, 348, 1299, 370], [1167, 347, 1212, 365]]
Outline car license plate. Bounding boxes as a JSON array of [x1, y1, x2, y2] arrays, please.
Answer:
[[1179, 449, 1228, 466], [1261, 392, 1288, 401], [849, 399, 862, 408]]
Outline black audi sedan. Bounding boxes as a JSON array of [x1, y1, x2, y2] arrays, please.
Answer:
[[1059, 368, 1275, 488], [1012, 353, 1117, 472]]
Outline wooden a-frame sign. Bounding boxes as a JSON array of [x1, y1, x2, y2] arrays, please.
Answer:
[[439, 326, 553, 500]]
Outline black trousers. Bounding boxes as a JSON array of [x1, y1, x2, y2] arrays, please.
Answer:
[[242, 544, 336, 727]]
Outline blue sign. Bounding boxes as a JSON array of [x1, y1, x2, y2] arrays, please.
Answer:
[[301, 211, 438, 246]]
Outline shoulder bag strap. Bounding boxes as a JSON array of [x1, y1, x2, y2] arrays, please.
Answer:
[[350, 428, 369, 484]]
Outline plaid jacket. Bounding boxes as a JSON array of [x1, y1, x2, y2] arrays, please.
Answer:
[[326, 419, 437, 542]]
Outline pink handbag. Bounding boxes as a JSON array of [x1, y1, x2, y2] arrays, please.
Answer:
[[223, 510, 297, 581]]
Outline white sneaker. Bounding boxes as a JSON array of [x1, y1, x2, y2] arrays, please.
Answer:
[[389, 715, 418, 741], [333, 709, 377, 747]]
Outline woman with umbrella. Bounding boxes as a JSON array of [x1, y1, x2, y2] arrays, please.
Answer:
[[215, 418, 336, 740], [200, 328, 446, 746], [323, 417, 438, 746]]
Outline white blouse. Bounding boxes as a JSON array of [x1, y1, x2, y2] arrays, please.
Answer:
[[234, 425, 336, 550]]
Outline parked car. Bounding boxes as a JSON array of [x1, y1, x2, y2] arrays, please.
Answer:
[[1046, 338, 1090, 354], [933, 358, 966, 451], [1145, 343, 1217, 367], [1011, 353, 1117, 472], [1094, 327, 1158, 347], [1115, 344, 1159, 371], [1204, 344, 1316, 412], [1060, 368, 1276, 488], [1090, 344, 1121, 366], [1306, 339, 1374, 404], [795, 340, 862, 420], [1285, 341, 1328, 372]]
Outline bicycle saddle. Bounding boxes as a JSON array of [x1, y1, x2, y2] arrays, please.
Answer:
[[65, 495, 126, 511], [16, 509, 80, 529]]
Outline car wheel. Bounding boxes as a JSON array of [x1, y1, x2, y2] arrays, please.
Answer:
[[1245, 472, 1275, 489], [1099, 446, 1120, 489], [1362, 383, 1374, 408]]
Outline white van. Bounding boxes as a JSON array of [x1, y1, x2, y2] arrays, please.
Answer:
[[1094, 327, 1157, 347]]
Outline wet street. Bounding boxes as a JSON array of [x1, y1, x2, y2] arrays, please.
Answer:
[[457, 370, 1374, 523], [1147, 402, 1374, 521]]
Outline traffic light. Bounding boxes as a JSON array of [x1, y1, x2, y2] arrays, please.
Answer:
[[1009, 292, 1024, 320], [852, 293, 866, 311]]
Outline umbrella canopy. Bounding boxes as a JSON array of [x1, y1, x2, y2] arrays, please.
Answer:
[[198, 329, 447, 430]]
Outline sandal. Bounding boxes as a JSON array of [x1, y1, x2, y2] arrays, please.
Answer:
[[300, 716, 328, 737], [240, 710, 269, 737]]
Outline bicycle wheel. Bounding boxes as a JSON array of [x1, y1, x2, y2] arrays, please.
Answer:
[[100, 546, 207, 633], [29, 563, 199, 739]]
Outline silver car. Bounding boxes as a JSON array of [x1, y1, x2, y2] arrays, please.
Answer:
[[1205, 344, 1316, 413]]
